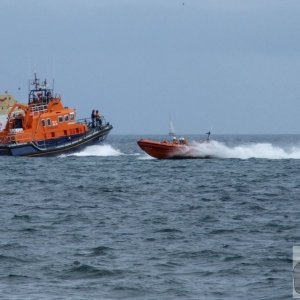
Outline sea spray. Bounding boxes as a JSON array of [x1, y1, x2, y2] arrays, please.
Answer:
[[70, 144, 123, 157], [191, 140, 300, 159]]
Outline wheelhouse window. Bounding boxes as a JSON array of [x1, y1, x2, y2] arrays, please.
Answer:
[[58, 116, 63, 123], [41, 119, 46, 126], [70, 113, 75, 121], [47, 119, 51, 126], [64, 115, 69, 122]]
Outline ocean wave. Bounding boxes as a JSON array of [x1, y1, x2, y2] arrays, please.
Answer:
[[88, 246, 114, 257], [60, 262, 124, 280]]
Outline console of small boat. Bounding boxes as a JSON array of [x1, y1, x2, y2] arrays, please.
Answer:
[[0, 74, 113, 156]]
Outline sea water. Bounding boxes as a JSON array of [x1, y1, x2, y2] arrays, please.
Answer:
[[0, 134, 299, 299]]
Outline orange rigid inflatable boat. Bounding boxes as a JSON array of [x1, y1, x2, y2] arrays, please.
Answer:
[[137, 133, 211, 159], [137, 138, 192, 159], [0, 74, 112, 156]]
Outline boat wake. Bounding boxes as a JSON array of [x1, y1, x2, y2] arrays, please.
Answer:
[[191, 140, 300, 159], [138, 153, 155, 160], [68, 144, 123, 157]]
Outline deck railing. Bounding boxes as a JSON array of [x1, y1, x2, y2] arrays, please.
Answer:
[[29, 104, 48, 115], [77, 116, 108, 128], [1, 132, 34, 144]]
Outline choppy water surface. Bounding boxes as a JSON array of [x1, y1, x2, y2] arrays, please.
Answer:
[[0, 134, 300, 299]]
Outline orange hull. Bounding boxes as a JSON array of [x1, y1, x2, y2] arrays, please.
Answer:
[[137, 139, 194, 159]]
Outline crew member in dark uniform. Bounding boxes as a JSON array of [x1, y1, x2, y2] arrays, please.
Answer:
[[91, 109, 96, 127], [95, 110, 102, 127]]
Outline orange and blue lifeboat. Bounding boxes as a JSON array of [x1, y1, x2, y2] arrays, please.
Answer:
[[0, 75, 112, 156]]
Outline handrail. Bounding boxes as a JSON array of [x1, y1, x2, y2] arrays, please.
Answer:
[[29, 104, 48, 115], [77, 116, 108, 127], [3, 132, 34, 144]]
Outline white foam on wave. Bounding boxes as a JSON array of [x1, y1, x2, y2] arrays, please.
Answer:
[[190, 140, 300, 159], [70, 144, 123, 157], [137, 153, 155, 160]]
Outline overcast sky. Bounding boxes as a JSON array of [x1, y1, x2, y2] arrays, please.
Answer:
[[0, 0, 300, 134]]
